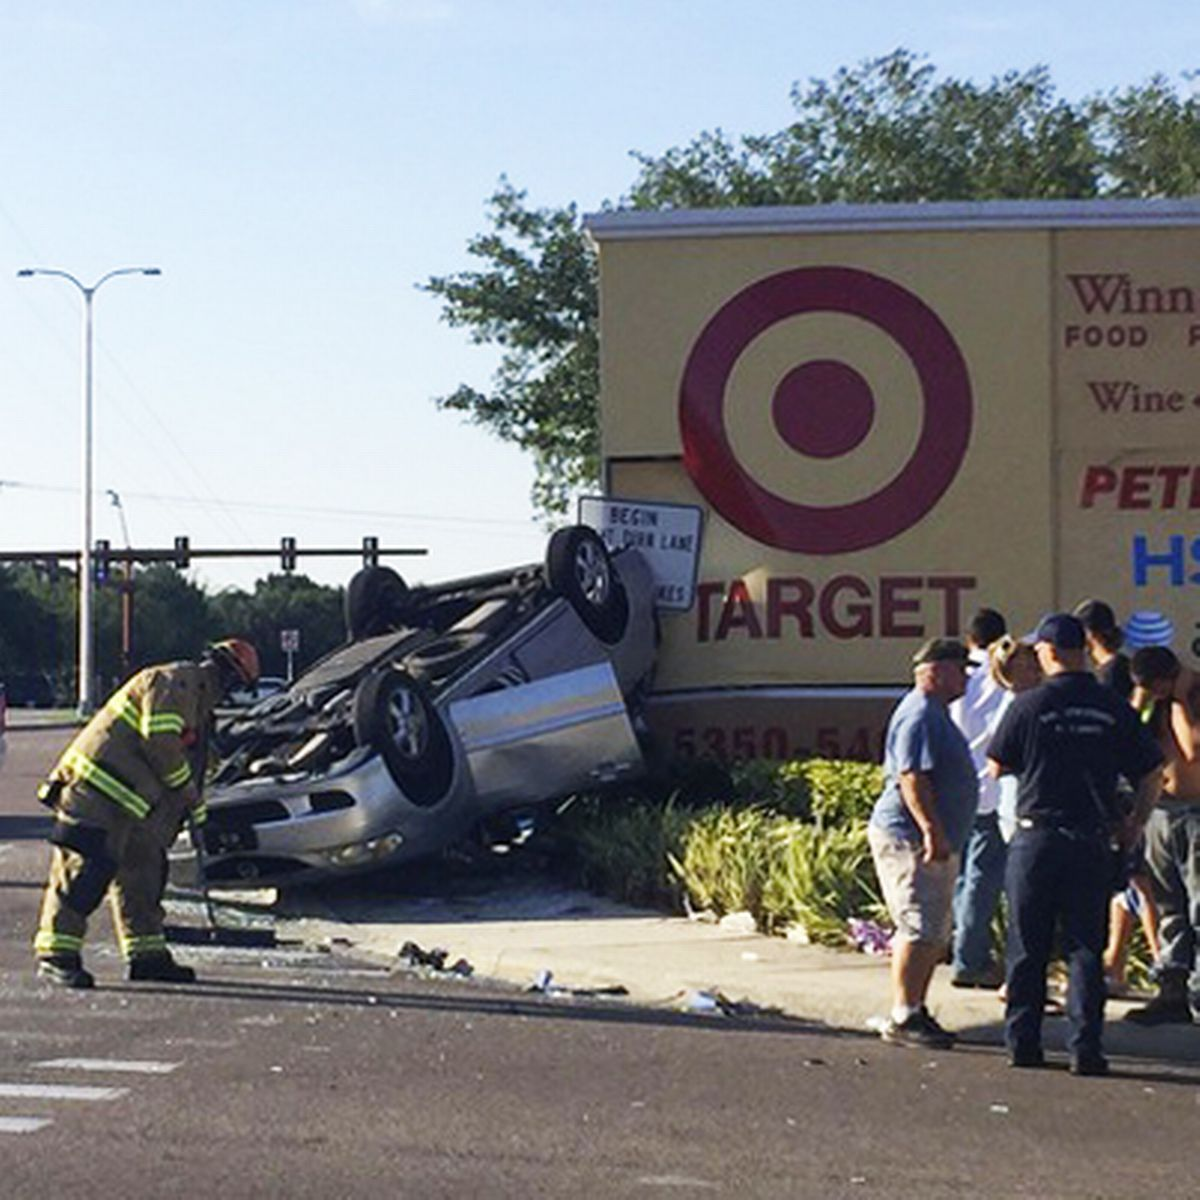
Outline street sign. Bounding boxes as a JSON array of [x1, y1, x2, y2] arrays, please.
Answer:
[[578, 496, 703, 611], [280, 627, 301, 684]]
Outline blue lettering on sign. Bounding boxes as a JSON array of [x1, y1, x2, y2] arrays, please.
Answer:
[[1131, 534, 1200, 587]]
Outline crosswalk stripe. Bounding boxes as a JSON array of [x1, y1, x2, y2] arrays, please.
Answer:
[[0, 1084, 128, 1101], [0, 1117, 52, 1133], [34, 1058, 182, 1074]]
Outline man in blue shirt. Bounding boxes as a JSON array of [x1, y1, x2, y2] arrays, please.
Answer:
[[870, 637, 979, 1048]]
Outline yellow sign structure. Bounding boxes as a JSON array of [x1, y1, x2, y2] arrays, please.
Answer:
[[586, 202, 1200, 760]]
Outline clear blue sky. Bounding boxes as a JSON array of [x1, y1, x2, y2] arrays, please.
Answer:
[[1, 1, 1194, 592]]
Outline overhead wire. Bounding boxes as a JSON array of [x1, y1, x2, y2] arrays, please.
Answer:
[[0, 477, 539, 537]]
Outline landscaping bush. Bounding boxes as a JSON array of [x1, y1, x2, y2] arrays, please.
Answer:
[[550, 755, 1156, 980], [551, 756, 888, 947], [552, 794, 692, 909]]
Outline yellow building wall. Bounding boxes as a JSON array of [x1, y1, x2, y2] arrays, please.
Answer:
[[598, 227, 1057, 689], [1054, 229, 1200, 663]]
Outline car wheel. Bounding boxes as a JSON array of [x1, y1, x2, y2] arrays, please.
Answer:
[[351, 670, 453, 806], [404, 631, 490, 678], [345, 566, 410, 640], [545, 525, 629, 643]]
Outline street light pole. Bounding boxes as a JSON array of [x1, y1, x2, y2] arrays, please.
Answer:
[[16, 266, 161, 715]]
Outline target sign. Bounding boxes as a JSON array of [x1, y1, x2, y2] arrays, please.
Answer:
[[678, 267, 973, 554]]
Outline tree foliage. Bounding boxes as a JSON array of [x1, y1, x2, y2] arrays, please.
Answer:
[[422, 181, 599, 516], [208, 573, 345, 679], [425, 51, 1200, 516], [0, 564, 348, 703]]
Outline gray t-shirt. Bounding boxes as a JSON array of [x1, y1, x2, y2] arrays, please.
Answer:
[[871, 687, 979, 852]]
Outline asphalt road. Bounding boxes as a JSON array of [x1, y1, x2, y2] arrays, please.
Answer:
[[2, 727, 1198, 1198]]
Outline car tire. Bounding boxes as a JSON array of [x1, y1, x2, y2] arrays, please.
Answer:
[[404, 631, 490, 678], [345, 566, 411, 640], [545, 525, 629, 643], [351, 670, 453, 806]]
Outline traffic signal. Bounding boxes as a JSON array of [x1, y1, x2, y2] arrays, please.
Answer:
[[281, 536, 297, 572], [174, 535, 190, 569], [94, 539, 111, 586], [362, 536, 379, 567]]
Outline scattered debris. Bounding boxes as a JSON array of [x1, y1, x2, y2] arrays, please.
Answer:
[[674, 988, 783, 1017], [527, 969, 629, 998], [717, 911, 757, 935], [398, 940, 473, 976], [785, 924, 811, 945], [989, 1103, 1010, 1115], [680, 989, 722, 1014], [848, 918, 893, 956], [400, 941, 449, 970], [164, 921, 278, 949]]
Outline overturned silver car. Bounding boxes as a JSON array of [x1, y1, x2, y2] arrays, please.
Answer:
[[174, 527, 656, 885]]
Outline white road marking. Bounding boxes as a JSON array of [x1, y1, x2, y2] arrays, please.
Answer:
[[0, 1084, 128, 1101], [34, 1058, 182, 1074], [0, 1030, 79, 1042], [637, 1178, 720, 1190], [0, 1117, 52, 1133]]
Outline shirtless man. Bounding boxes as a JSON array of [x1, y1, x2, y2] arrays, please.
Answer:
[[1126, 646, 1200, 1025]]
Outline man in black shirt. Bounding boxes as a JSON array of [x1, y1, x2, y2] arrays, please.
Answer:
[[1074, 598, 1133, 700], [987, 613, 1162, 1075]]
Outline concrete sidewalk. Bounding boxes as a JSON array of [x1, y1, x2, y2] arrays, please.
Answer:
[[266, 877, 1200, 1067]]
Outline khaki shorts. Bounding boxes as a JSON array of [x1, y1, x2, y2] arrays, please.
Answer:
[[868, 824, 959, 946]]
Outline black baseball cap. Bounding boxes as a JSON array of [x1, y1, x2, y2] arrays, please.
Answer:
[[1033, 612, 1086, 650]]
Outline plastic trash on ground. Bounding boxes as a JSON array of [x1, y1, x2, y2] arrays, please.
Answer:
[[848, 918, 893, 956]]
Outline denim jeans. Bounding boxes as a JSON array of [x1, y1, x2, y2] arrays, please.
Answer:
[[952, 811, 1007, 977], [1005, 827, 1110, 1058], [1143, 804, 1200, 1009]]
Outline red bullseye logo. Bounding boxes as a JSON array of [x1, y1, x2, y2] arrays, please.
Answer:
[[679, 267, 973, 554]]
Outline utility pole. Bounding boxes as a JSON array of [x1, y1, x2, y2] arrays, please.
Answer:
[[16, 266, 161, 714]]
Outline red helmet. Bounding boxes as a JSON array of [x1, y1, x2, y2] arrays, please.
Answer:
[[210, 638, 260, 687]]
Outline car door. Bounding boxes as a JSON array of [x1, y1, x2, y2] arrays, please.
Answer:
[[448, 660, 643, 811]]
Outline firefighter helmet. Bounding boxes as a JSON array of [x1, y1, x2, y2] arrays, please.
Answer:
[[209, 638, 260, 687]]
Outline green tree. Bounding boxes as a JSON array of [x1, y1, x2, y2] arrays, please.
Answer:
[[426, 51, 1200, 516], [0, 564, 75, 702], [2, 562, 347, 703], [422, 180, 599, 516], [208, 573, 345, 679]]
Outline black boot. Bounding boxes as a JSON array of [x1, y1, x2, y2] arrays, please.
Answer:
[[1125, 973, 1193, 1025], [37, 955, 95, 990], [127, 953, 196, 984]]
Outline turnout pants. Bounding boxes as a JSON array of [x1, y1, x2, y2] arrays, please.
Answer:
[[35, 786, 191, 963]]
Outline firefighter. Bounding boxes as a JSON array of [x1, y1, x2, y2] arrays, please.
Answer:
[[33, 638, 260, 988]]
